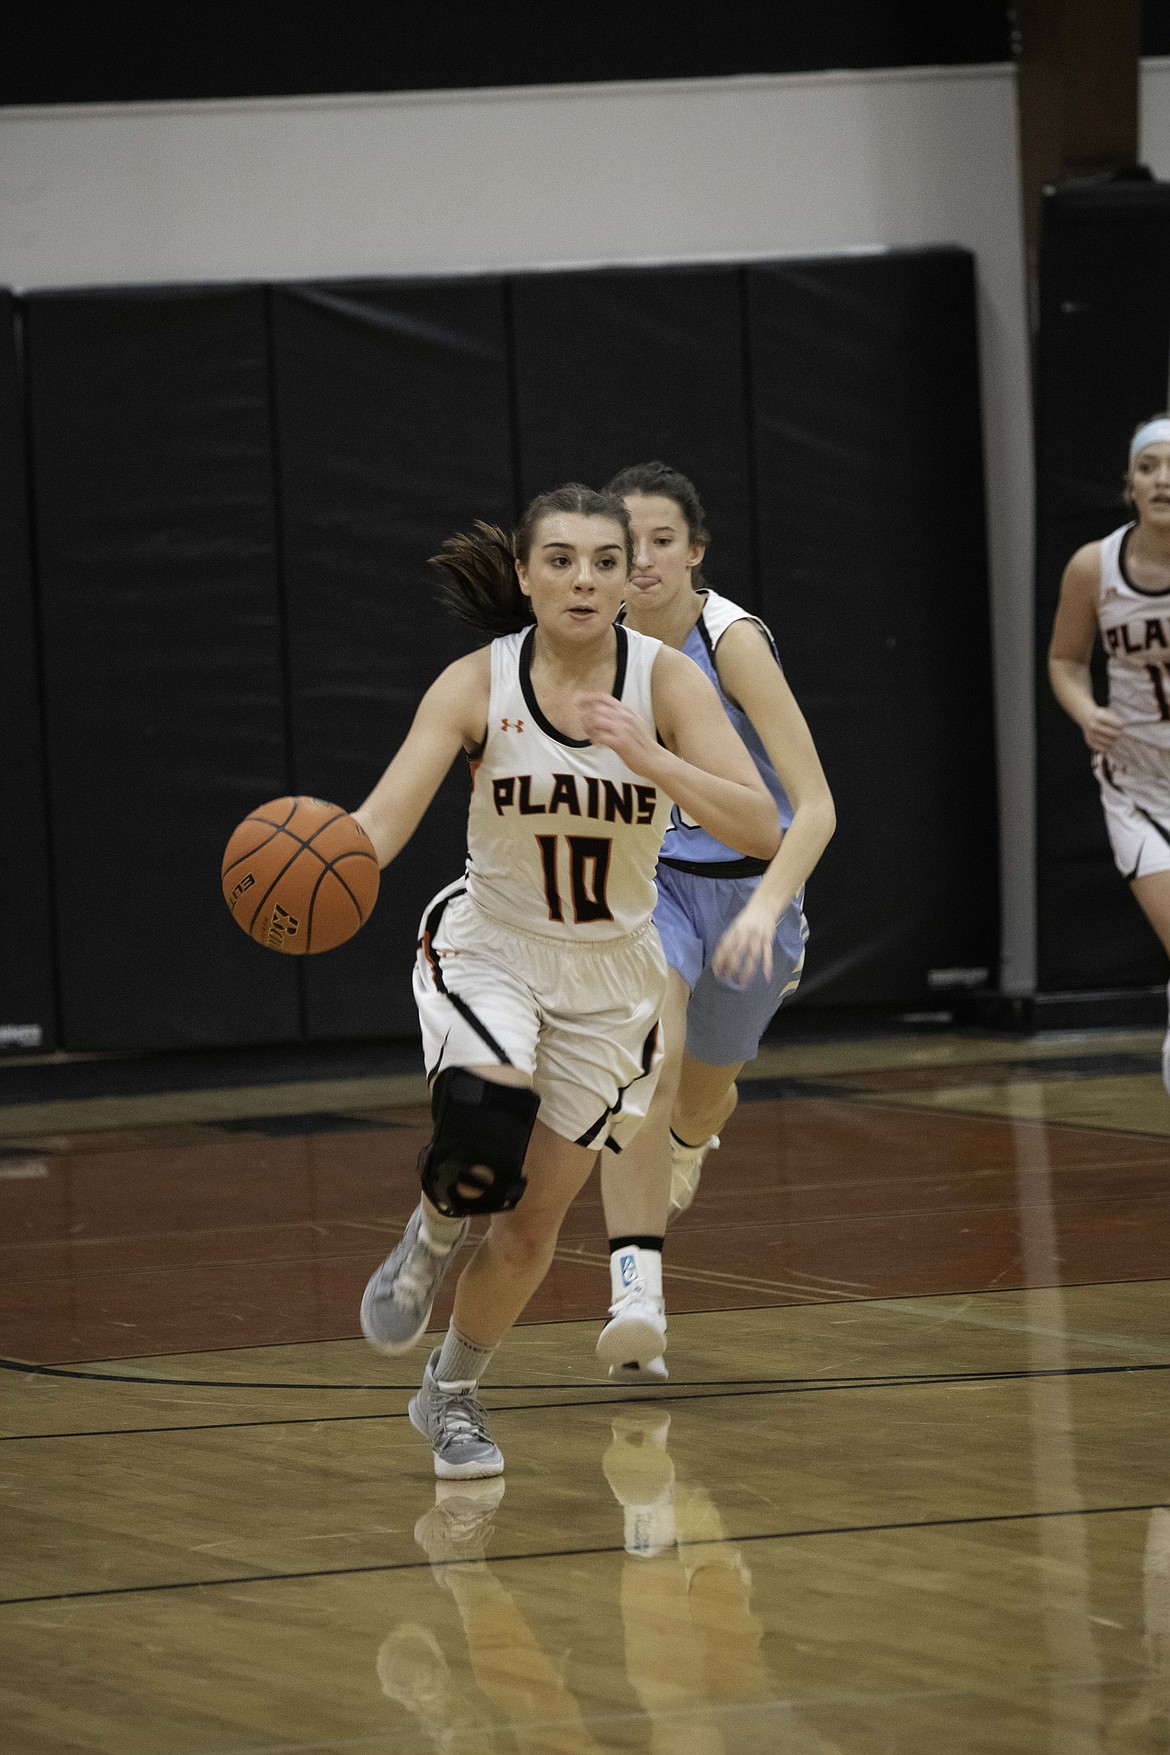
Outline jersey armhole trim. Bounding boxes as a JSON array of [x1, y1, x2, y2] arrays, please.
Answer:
[[710, 613, 781, 667], [1118, 523, 1170, 598], [706, 607, 781, 714]]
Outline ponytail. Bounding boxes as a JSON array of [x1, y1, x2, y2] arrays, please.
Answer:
[[429, 483, 632, 639], [428, 522, 533, 637]]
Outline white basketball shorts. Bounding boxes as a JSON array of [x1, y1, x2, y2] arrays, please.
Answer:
[[1095, 748, 1170, 880], [413, 880, 666, 1153]]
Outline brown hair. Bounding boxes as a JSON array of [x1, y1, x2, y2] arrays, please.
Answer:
[[604, 460, 711, 587], [429, 483, 632, 637]]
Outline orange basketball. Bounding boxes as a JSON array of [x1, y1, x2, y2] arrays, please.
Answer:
[[221, 796, 380, 954]]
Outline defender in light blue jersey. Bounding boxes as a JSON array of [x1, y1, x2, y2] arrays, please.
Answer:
[[596, 463, 836, 1383]]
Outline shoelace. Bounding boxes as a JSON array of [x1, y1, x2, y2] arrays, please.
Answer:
[[436, 1388, 489, 1448]]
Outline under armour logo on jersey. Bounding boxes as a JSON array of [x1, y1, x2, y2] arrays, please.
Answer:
[[501, 717, 525, 732]]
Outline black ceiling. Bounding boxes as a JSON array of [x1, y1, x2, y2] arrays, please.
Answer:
[[5, 3, 1017, 108]]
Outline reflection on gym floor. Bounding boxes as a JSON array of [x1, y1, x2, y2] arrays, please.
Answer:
[[3, 1026, 1170, 1751], [378, 1409, 781, 1755]]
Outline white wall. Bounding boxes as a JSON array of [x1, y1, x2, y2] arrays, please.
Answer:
[[1141, 55, 1170, 179], [0, 65, 1036, 991], [1140, 60, 1170, 411]]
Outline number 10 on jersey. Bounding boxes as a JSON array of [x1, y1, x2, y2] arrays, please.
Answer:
[[536, 834, 614, 924], [1147, 662, 1170, 721]]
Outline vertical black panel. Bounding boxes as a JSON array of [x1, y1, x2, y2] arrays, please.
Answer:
[[271, 279, 514, 1037], [0, 293, 57, 1051], [749, 249, 998, 1004], [509, 267, 756, 605], [24, 286, 298, 1049], [1035, 183, 1170, 990]]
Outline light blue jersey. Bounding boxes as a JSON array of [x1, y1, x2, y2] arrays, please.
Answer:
[[659, 591, 794, 869], [634, 588, 807, 1064]]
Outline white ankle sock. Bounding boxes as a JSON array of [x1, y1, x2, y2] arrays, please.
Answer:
[[420, 1203, 466, 1254], [609, 1244, 663, 1305], [435, 1323, 496, 1390]]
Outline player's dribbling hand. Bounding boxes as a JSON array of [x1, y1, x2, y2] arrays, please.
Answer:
[[579, 693, 658, 773], [1080, 706, 1124, 753], [711, 896, 778, 988]]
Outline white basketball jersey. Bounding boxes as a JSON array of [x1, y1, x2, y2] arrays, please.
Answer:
[[464, 624, 673, 939], [1098, 524, 1170, 752]]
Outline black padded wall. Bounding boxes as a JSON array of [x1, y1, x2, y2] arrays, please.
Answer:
[[0, 294, 57, 1051], [10, 246, 996, 1050], [270, 280, 514, 1037], [23, 287, 299, 1048], [509, 267, 757, 604], [1035, 182, 1170, 991], [748, 250, 998, 1004]]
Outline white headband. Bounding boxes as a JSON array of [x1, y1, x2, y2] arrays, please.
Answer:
[[1129, 418, 1170, 464]]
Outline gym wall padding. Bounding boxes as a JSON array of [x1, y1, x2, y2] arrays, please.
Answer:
[[9, 245, 997, 1051], [0, 293, 57, 1051], [269, 279, 514, 1038], [509, 267, 757, 605], [1034, 182, 1170, 992], [22, 286, 300, 1049], [748, 250, 999, 1004]]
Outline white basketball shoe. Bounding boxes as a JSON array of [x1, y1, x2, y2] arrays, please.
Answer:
[[668, 1131, 719, 1222], [597, 1243, 667, 1374]]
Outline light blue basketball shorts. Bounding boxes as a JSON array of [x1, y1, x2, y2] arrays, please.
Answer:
[[654, 862, 808, 1066]]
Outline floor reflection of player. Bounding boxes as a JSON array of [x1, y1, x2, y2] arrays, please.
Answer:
[[378, 1478, 604, 1754], [604, 1410, 770, 1754], [378, 1415, 847, 1755], [1102, 1507, 1170, 1748]]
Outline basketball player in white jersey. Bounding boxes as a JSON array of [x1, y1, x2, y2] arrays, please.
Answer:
[[1049, 416, 1170, 1095], [353, 484, 780, 1477], [595, 463, 835, 1381]]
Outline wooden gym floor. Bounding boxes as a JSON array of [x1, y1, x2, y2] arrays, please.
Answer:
[[2, 1024, 1170, 1752]]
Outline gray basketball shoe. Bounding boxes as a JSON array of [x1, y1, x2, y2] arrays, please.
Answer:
[[360, 1205, 468, 1355], [409, 1349, 504, 1479]]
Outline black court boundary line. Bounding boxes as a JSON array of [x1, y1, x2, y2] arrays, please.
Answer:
[[4, 1359, 1169, 1442], [3, 1499, 1165, 1610], [5, 1270, 1170, 1375], [3, 1354, 1169, 1394]]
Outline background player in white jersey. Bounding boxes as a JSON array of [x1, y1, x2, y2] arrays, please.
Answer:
[[354, 484, 780, 1477], [1049, 416, 1170, 1096], [595, 463, 835, 1381]]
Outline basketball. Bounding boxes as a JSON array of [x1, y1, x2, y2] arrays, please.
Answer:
[[221, 796, 379, 954]]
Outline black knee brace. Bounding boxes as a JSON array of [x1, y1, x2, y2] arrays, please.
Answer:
[[418, 1068, 541, 1217]]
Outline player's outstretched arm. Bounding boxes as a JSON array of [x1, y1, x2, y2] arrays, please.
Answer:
[[582, 647, 780, 859], [708, 620, 835, 984], [1049, 543, 1122, 753], [351, 651, 490, 868]]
